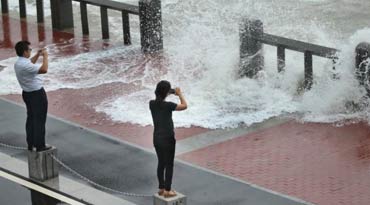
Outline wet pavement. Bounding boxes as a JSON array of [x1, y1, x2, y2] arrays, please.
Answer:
[[2, 13, 370, 205], [0, 168, 73, 205], [0, 175, 66, 205], [0, 99, 307, 205]]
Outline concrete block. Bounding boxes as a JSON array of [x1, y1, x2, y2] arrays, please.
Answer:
[[28, 146, 59, 181], [153, 192, 186, 205]]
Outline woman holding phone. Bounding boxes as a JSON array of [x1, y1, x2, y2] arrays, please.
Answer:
[[149, 80, 187, 198]]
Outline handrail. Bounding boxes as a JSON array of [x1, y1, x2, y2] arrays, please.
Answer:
[[239, 19, 340, 89], [72, 0, 139, 15], [0, 0, 163, 52], [259, 33, 339, 59]]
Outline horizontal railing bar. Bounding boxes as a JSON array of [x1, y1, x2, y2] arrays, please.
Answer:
[[72, 0, 139, 15], [250, 32, 340, 59]]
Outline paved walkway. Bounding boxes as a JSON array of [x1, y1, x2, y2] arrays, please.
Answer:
[[0, 98, 307, 205], [2, 14, 370, 205]]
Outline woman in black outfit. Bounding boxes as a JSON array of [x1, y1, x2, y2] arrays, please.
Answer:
[[149, 80, 187, 198]]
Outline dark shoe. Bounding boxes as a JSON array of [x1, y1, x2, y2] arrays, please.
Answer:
[[28, 146, 35, 151], [36, 145, 52, 152]]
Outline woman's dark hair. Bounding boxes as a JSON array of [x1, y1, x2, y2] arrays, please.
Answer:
[[155, 80, 171, 101], [15, 41, 31, 57]]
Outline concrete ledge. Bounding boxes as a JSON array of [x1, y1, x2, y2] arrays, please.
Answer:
[[0, 151, 136, 205]]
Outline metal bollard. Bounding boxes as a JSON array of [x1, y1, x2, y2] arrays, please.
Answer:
[[28, 146, 59, 181], [355, 42, 370, 95], [139, 0, 163, 53], [153, 193, 186, 205], [239, 19, 264, 78]]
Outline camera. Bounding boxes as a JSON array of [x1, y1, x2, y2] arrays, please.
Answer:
[[169, 88, 176, 94]]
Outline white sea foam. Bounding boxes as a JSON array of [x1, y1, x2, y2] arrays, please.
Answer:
[[1, 0, 370, 128]]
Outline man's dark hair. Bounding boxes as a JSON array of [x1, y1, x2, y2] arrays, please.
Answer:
[[155, 80, 171, 101], [15, 41, 31, 57]]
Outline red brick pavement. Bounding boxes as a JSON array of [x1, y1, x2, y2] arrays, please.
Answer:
[[179, 121, 370, 205]]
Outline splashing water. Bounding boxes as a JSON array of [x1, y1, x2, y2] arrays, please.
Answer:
[[1, 0, 370, 128]]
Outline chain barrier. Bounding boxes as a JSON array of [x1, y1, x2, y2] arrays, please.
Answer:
[[0, 142, 152, 198], [0, 142, 28, 151]]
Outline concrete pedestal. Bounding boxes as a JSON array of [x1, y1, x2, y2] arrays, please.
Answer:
[[153, 193, 186, 205], [28, 147, 59, 181]]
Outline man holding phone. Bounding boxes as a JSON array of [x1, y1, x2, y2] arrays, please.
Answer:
[[14, 41, 51, 152]]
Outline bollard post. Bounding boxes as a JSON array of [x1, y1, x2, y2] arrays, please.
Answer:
[[139, 0, 163, 53], [50, 0, 74, 30], [28, 146, 59, 181], [153, 192, 186, 205], [239, 19, 264, 78], [355, 42, 370, 96], [1, 0, 8, 13]]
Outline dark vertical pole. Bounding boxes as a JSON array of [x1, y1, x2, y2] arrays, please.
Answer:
[[80, 2, 89, 35], [100, 6, 109, 39], [19, 0, 26, 18], [304, 51, 313, 90], [122, 11, 131, 45], [239, 19, 264, 78], [50, 0, 74, 30], [36, 0, 44, 23], [1, 0, 8, 13], [277, 46, 285, 73], [139, 0, 163, 53]]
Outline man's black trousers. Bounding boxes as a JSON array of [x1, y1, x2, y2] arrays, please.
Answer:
[[22, 88, 48, 149]]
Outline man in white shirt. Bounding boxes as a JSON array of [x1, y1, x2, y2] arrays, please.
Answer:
[[14, 41, 51, 152]]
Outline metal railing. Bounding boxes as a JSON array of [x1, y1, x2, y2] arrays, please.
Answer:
[[73, 0, 139, 44], [240, 19, 340, 89], [0, 0, 162, 52]]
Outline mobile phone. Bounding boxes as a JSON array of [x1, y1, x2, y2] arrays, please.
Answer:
[[169, 89, 176, 94]]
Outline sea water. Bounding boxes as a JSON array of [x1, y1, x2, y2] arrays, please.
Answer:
[[1, 0, 370, 128]]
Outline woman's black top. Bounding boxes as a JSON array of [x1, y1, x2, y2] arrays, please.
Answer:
[[149, 100, 177, 145]]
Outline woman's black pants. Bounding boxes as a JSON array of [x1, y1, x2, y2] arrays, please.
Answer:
[[22, 88, 48, 149], [155, 142, 176, 191]]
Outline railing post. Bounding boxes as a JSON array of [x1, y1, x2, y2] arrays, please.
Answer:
[[36, 0, 44, 23], [139, 0, 163, 53], [239, 19, 264, 78], [122, 11, 131, 45], [304, 51, 313, 90], [19, 0, 26, 18], [1, 0, 8, 13], [80, 2, 89, 35], [50, 0, 74, 30], [277, 46, 285, 73], [100, 6, 109, 39], [355, 42, 370, 95]]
